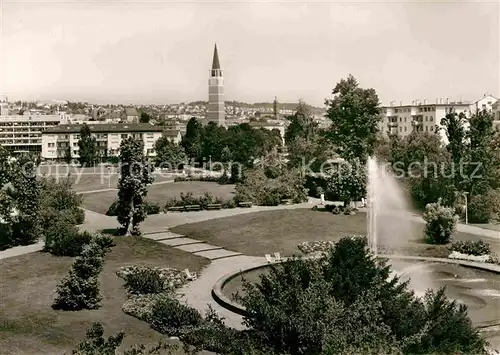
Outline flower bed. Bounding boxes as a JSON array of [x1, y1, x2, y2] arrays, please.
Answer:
[[116, 265, 188, 293], [298, 240, 336, 254]]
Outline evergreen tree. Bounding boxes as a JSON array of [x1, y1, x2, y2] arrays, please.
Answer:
[[181, 117, 203, 162], [154, 136, 187, 170], [10, 154, 43, 245], [116, 137, 154, 236], [78, 124, 97, 167], [0, 145, 11, 186], [284, 100, 318, 144], [325, 75, 381, 162], [64, 145, 73, 164], [441, 109, 467, 167], [466, 109, 500, 195]]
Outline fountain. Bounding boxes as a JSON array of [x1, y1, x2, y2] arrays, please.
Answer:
[[366, 156, 418, 255]]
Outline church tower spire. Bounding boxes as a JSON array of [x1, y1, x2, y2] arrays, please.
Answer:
[[207, 43, 225, 126], [211, 43, 222, 76]]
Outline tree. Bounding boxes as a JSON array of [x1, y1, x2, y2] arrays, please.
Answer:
[[181, 117, 203, 162], [326, 158, 367, 207], [139, 111, 151, 124], [154, 136, 187, 170], [201, 121, 226, 162], [39, 175, 84, 230], [0, 145, 11, 186], [64, 145, 73, 164], [466, 109, 499, 196], [116, 137, 154, 236], [10, 154, 43, 246], [325, 75, 381, 162], [78, 124, 97, 167], [284, 100, 318, 144], [441, 109, 467, 167], [239, 236, 487, 355]]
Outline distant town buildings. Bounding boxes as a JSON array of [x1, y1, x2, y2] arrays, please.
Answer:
[[207, 44, 225, 126], [0, 114, 65, 155], [0, 96, 9, 116], [379, 95, 499, 144], [41, 123, 174, 160], [123, 107, 140, 123]]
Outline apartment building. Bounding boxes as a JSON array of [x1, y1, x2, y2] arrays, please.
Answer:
[[379, 99, 471, 144], [0, 114, 64, 154], [41, 123, 169, 160]]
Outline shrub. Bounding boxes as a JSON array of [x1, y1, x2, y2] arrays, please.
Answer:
[[468, 194, 492, 223], [44, 214, 93, 256], [107, 201, 160, 217], [451, 240, 491, 256], [163, 192, 236, 211], [92, 234, 116, 254], [123, 268, 165, 295], [71, 322, 178, 355], [422, 199, 458, 244], [39, 176, 84, 229], [174, 175, 220, 183], [235, 167, 307, 206], [106, 200, 119, 216], [53, 273, 102, 310], [150, 295, 203, 336], [53, 242, 108, 310], [144, 202, 161, 215], [221, 198, 236, 209]]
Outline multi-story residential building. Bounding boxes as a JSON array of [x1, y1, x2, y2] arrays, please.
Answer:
[[471, 94, 497, 112], [379, 99, 471, 144], [0, 96, 9, 116], [0, 114, 65, 154], [492, 99, 500, 129], [41, 123, 172, 161]]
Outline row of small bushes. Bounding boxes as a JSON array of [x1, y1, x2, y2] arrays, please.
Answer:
[[106, 200, 161, 216], [312, 204, 357, 215], [164, 192, 236, 210], [52, 233, 115, 311]]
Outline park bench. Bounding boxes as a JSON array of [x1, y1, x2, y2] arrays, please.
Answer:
[[184, 204, 202, 212], [281, 199, 293, 205], [205, 203, 222, 210], [238, 201, 253, 208], [168, 206, 185, 212]]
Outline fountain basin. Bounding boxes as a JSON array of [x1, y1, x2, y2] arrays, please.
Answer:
[[213, 255, 500, 328]]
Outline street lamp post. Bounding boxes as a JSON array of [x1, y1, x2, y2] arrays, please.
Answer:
[[464, 192, 469, 224]]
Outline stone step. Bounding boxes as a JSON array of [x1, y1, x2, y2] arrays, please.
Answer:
[[159, 237, 202, 247], [175, 243, 222, 253], [143, 232, 184, 241], [193, 248, 242, 260]]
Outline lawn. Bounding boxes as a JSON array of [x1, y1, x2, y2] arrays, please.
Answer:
[[170, 209, 489, 257], [39, 172, 177, 193], [82, 181, 236, 214], [0, 237, 210, 355]]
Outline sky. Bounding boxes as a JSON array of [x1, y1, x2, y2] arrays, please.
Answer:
[[1, 0, 499, 107]]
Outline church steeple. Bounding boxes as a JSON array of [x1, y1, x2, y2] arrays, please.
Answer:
[[211, 43, 222, 77]]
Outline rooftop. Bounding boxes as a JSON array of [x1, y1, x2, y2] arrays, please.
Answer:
[[44, 123, 164, 134], [125, 107, 139, 116]]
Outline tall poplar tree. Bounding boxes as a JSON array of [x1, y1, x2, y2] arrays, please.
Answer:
[[78, 124, 97, 167]]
